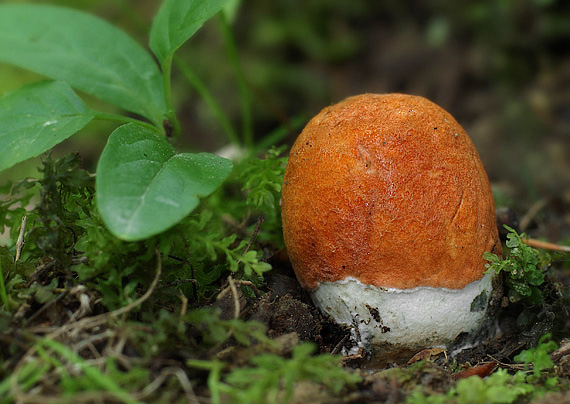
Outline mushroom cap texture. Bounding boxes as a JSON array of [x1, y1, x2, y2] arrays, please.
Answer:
[[281, 93, 501, 290]]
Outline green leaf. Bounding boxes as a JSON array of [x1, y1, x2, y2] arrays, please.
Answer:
[[0, 4, 166, 126], [509, 280, 532, 296], [525, 269, 545, 286], [0, 81, 94, 172], [515, 333, 557, 376], [150, 0, 230, 66], [96, 124, 233, 241], [483, 251, 499, 263]]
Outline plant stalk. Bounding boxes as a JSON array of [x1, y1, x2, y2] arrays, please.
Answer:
[[219, 12, 253, 150], [175, 57, 241, 146], [161, 55, 182, 139]]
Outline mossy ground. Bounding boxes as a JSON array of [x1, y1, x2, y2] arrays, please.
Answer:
[[1, 209, 569, 403]]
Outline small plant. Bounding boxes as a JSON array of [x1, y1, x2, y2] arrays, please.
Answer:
[[28, 153, 95, 269], [185, 307, 275, 348], [484, 225, 549, 304], [407, 334, 560, 404], [514, 333, 558, 382], [0, 1, 279, 313], [224, 343, 361, 403], [188, 342, 362, 404], [0, 338, 150, 404], [447, 369, 533, 404], [0, 148, 276, 313], [237, 146, 289, 213], [0, 0, 236, 242]]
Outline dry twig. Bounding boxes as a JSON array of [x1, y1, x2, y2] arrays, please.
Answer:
[[523, 238, 570, 253], [15, 215, 27, 262]]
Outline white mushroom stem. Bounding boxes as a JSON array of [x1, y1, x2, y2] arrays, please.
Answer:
[[311, 271, 496, 350]]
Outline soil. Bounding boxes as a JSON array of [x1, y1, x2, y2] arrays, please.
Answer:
[[206, 221, 570, 402], [239, 253, 570, 403]]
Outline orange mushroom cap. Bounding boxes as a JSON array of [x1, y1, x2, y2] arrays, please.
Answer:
[[282, 93, 501, 291]]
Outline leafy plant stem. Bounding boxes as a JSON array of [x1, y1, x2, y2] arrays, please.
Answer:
[[4, 361, 51, 397], [175, 56, 241, 146], [0, 259, 8, 310], [94, 112, 162, 135], [187, 359, 228, 404], [219, 11, 253, 150], [161, 54, 182, 139], [39, 339, 142, 404]]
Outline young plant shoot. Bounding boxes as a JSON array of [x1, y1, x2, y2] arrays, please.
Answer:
[[0, 1, 234, 241]]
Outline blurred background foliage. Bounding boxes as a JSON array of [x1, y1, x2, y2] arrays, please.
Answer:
[[1, 0, 569, 241]]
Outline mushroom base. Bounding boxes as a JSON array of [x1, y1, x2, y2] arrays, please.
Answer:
[[311, 271, 497, 352]]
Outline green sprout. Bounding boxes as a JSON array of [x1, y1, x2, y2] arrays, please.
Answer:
[[484, 225, 549, 304], [514, 333, 558, 381]]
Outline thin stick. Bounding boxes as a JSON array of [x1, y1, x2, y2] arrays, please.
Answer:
[[524, 238, 570, 253], [331, 334, 349, 355], [227, 276, 241, 320], [236, 215, 264, 267], [15, 216, 27, 263], [231, 279, 261, 298], [135, 367, 198, 404], [179, 293, 188, 318], [487, 354, 526, 371]]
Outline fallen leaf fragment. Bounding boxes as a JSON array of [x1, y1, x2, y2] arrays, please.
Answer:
[[407, 347, 446, 364], [452, 361, 497, 380]]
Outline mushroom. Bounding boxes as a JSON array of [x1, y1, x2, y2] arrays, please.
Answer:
[[281, 93, 502, 352]]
